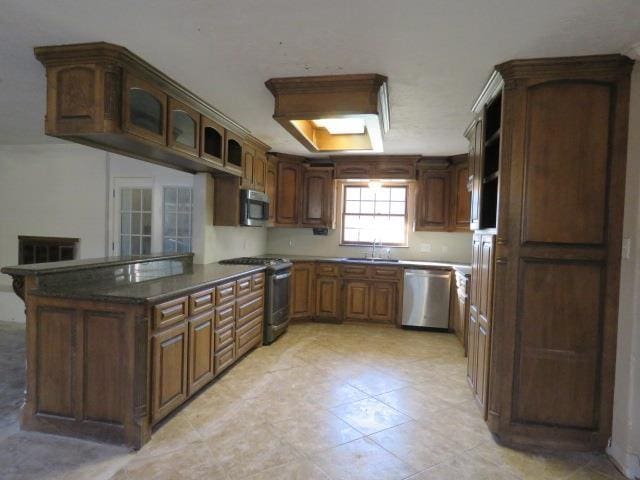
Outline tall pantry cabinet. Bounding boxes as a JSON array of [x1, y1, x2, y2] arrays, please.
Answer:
[[465, 54, 633, 451]]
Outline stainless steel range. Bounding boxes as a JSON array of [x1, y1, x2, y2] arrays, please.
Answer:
[[219, 257, 292, 344]]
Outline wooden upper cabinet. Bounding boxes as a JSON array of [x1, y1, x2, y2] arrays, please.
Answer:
[[469, 117, 483, 230], [252, 150, 267, 192], [242, 143, 255, 189], [334, 157, 417, 180], [276, 160, 301, 225], [334, 161, 375, 179], [416, 168, 451, 231], [265, 155, 278, 224], [168, 98, 199, 157], [123, 74, 167, 145], [374, 159, 416, 179], [200, 116, 225, 167], [452, 158, 471, 231], [302, 167, 334, 227], [225, 131, 244, 175]]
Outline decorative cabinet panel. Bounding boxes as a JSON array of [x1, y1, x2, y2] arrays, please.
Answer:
[[242, 143, 255, 189], [265, 155, 278, 224], [187, 311, 215, 396], [369, 282, 396, 323], [333, 157, 418, 180], [290, 262, 314, 319], [315, 276, 340, 320], [200, 116, 225, 167], [452, 271, 470, 353], [301, 167, 334, 227], [168, 98, 199, 157], [151, 322, 188, 423], [225, 131, 244, 175], [123, 74, 167, 145], [452, 159, 471, 231], [344, 280, 370, 320], [253, 150, 267, 192], [276, 159, 302, 225]]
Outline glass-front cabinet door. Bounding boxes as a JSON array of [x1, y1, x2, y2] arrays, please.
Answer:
[[200, 116, 225, 167], [225, 130, 244, 175], [168, 98, 199, 156], [123, 74, 167, 145]]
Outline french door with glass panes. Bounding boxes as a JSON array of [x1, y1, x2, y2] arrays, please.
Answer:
[[113, 179, 153, 256]]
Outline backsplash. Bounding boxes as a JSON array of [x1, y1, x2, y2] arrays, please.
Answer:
[[266, 227, 473, 263]]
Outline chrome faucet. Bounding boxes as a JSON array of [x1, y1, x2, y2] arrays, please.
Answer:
[[370, 238, 378, 259]]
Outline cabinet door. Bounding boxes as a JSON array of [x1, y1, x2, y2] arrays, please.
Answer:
[[242, 143, 255, 189], [265, 156, 278, 224], [369, 282, 396, 324], [151, 322, 188, 423], [469, 118, 483, 230], [302, 168, 334, 227], [467, 309, 479, 391], [276, 161, 301, 225], [123, 74, 167, 145], [290, 262, 314, 318], [415, 169, 451, 231], [467, 234, 482, 392], [225, 131, 244, 174], [452, 161, 471, 231], [168, 98, 199, 157], [187, 311, 214, 396], [344, 281, 369, 320], [315, 277, 340, 320], [253, 150, 267, 192], [200, 116, 225, 167]]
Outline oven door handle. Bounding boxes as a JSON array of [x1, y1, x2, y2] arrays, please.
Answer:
[[273, 271, 291, 281]]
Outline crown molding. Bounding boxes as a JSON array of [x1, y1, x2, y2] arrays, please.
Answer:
[[624, 42, 640, 60]]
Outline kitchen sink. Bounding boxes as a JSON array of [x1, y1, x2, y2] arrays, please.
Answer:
[[342, 257, 400, 263]]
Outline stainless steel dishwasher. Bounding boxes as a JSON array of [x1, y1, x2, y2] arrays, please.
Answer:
[[402, 269, 452, 329]]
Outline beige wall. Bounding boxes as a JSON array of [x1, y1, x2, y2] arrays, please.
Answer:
[[266, 227, 472, 263], [610, 59, 640, 478], [0, 144, 109, 321]]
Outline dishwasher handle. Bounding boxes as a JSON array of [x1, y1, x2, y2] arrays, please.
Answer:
[[404, 269, 451, 278]]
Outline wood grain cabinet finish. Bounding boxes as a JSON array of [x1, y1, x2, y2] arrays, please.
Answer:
[[168, 98, 200, 157], [151, 322, 189, 423], [189, 287, 215, 316], [452, 158, 471, 231], [416, 168, 451, 231], [344, 281, 370, 320], [253, 150, 267, 192], [301, 167, 334, 227], [315, 276, 341, 320], [200, 115, 225, 167], [290, 262, 314, 319], [276, 159, 302, 225], [187, 310, 215, 396], [333, 157, 417, 180], [242, 143, 255, 189], [452, 271, 470, 353], [265, 155, 278, 224], [466, 55, 633, 451], [123, 74, 168, 146], [369, 282, 396, 323], [153, 296, 188, 330]]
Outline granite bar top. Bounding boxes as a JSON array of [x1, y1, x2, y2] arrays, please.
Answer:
[[29, 263, 265, 305], [1, 253, 194, 276], [262, 254, 470, 271]]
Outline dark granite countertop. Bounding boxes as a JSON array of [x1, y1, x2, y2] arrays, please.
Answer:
[[29, 263, 265, 305], [262, 254, 470, 271], [1, 253, 194, 276]]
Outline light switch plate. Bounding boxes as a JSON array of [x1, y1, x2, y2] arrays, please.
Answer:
[[420, 243, 431, 253], [622, 238, 631, 259]]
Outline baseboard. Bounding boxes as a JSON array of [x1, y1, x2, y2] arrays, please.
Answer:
[[607, 442, 640, 479]]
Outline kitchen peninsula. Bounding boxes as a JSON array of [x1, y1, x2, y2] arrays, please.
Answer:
[[1, 253, 266, 448]]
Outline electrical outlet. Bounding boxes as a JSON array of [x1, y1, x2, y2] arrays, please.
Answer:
[[622, 238, 631, 260], [441, 246, 449, 254], [288, 239, 295, 248], [420, 243, 431, 253]]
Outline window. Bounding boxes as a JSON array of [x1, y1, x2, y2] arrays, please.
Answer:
[[341, 184, 408, 246], [120, 187, 152, 256], [163, 187, 192, 253], [18, 236, 78, 264]]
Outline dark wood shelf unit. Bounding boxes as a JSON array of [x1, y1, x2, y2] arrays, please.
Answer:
[[484, 128, 501, 148], [484, 92, 502, 142], [482, 171, 499, 184]]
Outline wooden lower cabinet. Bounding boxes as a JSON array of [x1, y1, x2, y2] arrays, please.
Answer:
[[369, 282, 396, 323], [344, 280, 370, 321], [290, 262, 314, 319], [315, 276, 340, 320], [452, 271, 470, 353], [187, 310, 215, 396], [151, 322, 189, 423]]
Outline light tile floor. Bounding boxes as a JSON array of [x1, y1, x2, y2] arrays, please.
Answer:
[[0, 320, 627, 480]]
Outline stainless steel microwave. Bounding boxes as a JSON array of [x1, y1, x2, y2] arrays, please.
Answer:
[[240, 189, 270, 226]]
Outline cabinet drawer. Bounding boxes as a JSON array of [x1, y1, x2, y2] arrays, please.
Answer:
[[371, 266, 402, 281], [215, 303, 235, 329], [214, 322, 235, 352], [216, 280, 236, 305], [214, 343, 235, 376], [236, 317, 262, 357], [189, 287, 215, 315], [153, 296, 188, 330], [237, 308, 262, 329], [237, 292, 264, 320], [252, 272, 265, 292], [236, 276, 252, 297], [340, 264, 369, 278], [316, 263, 339, 277]]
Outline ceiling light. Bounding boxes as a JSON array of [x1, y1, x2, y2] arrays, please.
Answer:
[[312, 118, 366, 135], [265, 74, 389, 153], [368, 180, 383, 191]]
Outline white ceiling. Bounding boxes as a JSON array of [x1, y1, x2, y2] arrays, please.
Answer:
[[0, 0, 638, 156]]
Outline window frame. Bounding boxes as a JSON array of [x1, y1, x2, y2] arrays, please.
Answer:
[[339, 181, 410, 247]]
